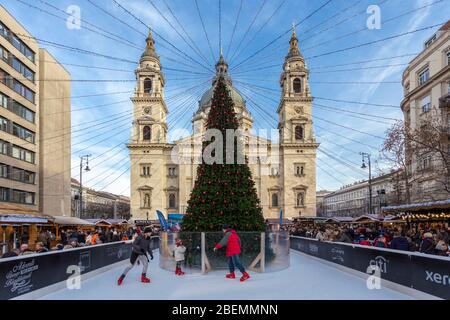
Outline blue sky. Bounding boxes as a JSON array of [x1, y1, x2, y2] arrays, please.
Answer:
[[1, 0, 449, 196]]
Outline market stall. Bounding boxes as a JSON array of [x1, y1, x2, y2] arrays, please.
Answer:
[[51, 216, 95, 242]]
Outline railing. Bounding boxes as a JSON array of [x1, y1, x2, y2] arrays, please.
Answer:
[[290, 236, 450, 300], [159, 231, 290, 274], [0, 237, 160, 300]]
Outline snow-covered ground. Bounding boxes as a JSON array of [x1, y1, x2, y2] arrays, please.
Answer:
[[39, 251, 412, 300]]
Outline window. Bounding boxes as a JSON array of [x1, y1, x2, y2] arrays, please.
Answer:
[[143, 126, 151, 141], [12, 123, 35, 143], [0, 140, 8, 155], [11, 167, 35, 184], [418, 68, 429, 86], [169, 193, 176, 209], [421, 95, 431, 113], [0, 188, 8, 202], [142, 165, 151, 176], [447, 51, 450, 66], [0, 45, 8, 61], [293, 78, 302, 93], [271, 193, 279, 207], [168, 167, 177, 177], [13, 79, 34, 102], [0, 22, 8, 38], [12, 58, 34, 82], [0, 93, 8, 109], [295, 125, 304, 140], [144, 78, 152, 94], [12, 101, 34, 123], [11, 145, 35, 163], [424, 35, 436, 48], [0, 116, 8, 132], [295, 164, 305, 176], [0, 164, 8, 178], [11, 35, 35, 63], [11, 189, 35, 205], [420, 154, 432, 170]]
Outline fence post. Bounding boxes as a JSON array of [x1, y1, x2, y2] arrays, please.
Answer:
[[261, 232, 265, 273], [201, 232, 206, 274]]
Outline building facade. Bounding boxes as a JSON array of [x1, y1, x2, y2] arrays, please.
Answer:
[[323, 171, 405, 217], [128, 28, 319, 222], [71, 178, 130, 220], [401, 20, 450, 203], [0, 5, 71, 216]]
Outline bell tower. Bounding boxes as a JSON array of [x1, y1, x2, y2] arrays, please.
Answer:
[[128, 29, 172, 222], [278, 24, 319, 218], [278, 24, 315, 144], [131, 29, 168, 144]]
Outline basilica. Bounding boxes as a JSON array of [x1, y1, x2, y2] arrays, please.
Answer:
[[128, 27, 319, 222]]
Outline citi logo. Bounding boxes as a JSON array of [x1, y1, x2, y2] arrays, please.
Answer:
[[309, 244, 319, 255], [425, 271, 450, 285], [369, 256, 388, 273]]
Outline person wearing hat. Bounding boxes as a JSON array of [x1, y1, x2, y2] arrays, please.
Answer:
[[419, 232, 435, 255], [214, 224, 250, 282], [173, 239, 186, 276], [117, 226, 154, 286]]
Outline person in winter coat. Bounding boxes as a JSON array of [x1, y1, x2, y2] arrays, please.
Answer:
[[419, 233, 435, 254], [118, 227, 154, 286], [389, 231, 410, 251], [374, 234, 388, 248], [173, 239, 186, 276], [214, 225, 250, 282]]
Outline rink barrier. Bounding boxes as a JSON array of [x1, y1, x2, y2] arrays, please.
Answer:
[[159, 231, 290, 274], [0, 236, 160, 300], [290, 236, 450, 300]]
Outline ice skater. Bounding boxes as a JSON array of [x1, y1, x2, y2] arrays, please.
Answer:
[[214, 224, 250, 282], [117, 227, 154, 286], [173, 239, 186, 276]]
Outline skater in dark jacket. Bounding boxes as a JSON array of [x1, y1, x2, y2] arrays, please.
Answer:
[[118, 227, 154, 285], [214, 225, 250, 282]]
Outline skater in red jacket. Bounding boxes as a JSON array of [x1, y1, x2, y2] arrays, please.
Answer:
[[214, 225, 250, 282]]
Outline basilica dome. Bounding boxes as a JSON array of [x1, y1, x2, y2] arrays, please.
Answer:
[[199, 82, 245, 109]]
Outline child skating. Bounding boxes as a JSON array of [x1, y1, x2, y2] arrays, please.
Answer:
[[117, 227, 154, 286], [173, 239, 186, 276], [214, 224, 250, 282]]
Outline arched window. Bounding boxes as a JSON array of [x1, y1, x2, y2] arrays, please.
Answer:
[[143, 126, 151, 141], [271, 193, 279, 207], [293, 78, 302, 93], [144, 78, 152, 94], [297, 193, 304, 207], [169, 193, 176, 208], [295, 126, 304, 140]]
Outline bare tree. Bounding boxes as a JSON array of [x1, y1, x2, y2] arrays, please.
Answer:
[[380, 121, 411, 204]]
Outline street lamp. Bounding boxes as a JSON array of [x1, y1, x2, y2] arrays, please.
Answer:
[[360, 152, 373, 215], [79, 154, 91, 219]]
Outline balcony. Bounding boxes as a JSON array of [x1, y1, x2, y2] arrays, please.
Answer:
[[439, 93, 450, 108]]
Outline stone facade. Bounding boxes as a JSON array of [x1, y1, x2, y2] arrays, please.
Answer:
[[129, 28, 318, 222], [401, 20, 450, 202], [0, 5, 71, 216]]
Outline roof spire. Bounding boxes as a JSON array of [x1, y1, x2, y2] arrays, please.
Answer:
[[286, 22, 301, 59], [141, 27, 159, 61]]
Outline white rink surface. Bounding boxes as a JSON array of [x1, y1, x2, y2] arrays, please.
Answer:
[[40, 252, 413, 300]]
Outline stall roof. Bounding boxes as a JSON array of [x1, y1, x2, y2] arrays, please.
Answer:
[[0, 214, 50, 224], [352, 214, 384, 223], [85, 219, 129, 226], [266, 218, 294, 225], [325, 217, 354, 223], [52, 216, 94, 226], [382, 199, 450, 214]]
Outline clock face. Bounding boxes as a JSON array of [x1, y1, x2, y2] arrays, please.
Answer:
[[143, 107, 151, 115]]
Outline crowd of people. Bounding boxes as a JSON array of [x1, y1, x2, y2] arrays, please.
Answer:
[[0, 225, 160, 259], [287, 223, 450, 257]]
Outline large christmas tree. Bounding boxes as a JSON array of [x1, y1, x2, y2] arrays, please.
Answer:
[[182, 76, 265, 232]]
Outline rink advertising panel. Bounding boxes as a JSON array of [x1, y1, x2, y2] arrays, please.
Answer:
[[0, 238, 159, 300], [290, 237, 450, 300]]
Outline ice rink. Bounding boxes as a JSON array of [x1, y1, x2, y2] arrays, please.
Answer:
[[39, 251, 413, 300]]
